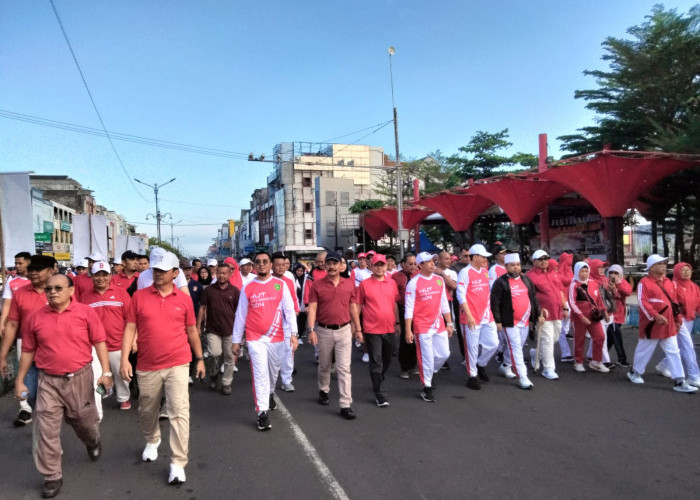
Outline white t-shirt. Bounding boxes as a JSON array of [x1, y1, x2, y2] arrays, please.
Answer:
[[137, 268, 188, 290], [354, 267, 372, 287]]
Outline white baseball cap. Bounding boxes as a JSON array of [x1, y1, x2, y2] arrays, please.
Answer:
[[91, 261, 111, 274], [504, 253, 520, 264], [112, 257, 122, 265], [207, 258, 218, 267], [645, 254, 669, 271], [152, 251, 180, 271], [75, 258, 89, 268], [468, 244, 491, 257], [532, 249, 550, 260], [87, 251, 105, 262], [240, 258, 252, 266], [149, 247, 166, 265], [416, 252, 435, 264]]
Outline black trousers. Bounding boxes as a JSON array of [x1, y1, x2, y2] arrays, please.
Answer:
[[365, 333, 394, 397], [397, 303, 417, 371], [452, 299, 466, 360], [607, 322, 627, 363]]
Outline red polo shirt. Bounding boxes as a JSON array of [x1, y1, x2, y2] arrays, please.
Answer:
[[309, 275, 357, 325], [526, 267, 564, 320], [82, 285, 131, 351], [73, 273, 94, 303], [8, 285, 48, 340], [23, 300, 106, 375], [126, 285, 196, 371], [358, 276, 399, 334], [111, 271, 139, 290]]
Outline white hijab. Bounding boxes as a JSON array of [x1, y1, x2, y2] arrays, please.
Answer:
[[573, 261, 590, 283]]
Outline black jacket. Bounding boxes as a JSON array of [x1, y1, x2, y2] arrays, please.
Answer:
[[490, 273, 540, 328]]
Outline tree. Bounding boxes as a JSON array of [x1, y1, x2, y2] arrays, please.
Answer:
[[447, 129, 537, 182], [349, 199, 384, 214], [558, 5, 700, 153], [148, 237, 184, 260]]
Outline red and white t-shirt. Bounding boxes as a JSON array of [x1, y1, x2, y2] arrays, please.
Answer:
[[488, 264, 507, 289], [456, 265, 494, 324], [508, 277, 531, 327], [2, 275, 30, 300], [233, 277, 297, 343], [82, 285, 131, 351], [278, 275, 300, 314], [405, 274, 450, 335]]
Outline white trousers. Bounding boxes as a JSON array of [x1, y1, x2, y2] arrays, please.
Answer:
[[280, 339, 295, 385], [90, 347, 103, 420], [462, 321, 498, 378], [108, 350, 130, 403], [587, 316, 611, 363], [247, 340, 285, 414], [536, 320, 561, 371], [632, 336, 684, 379], [503, 326, 529, 379], [415, 330, 450, 388], [659, 319, 699, 379]]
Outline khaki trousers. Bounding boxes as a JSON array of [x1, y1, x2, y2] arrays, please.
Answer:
[[316, 324, 353, 408], [137, 364, 190, 467]]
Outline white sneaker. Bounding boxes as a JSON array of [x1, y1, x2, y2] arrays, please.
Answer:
[[142, 439, 160, 462], [573, 363, 586, 372], [589, 361, 610, 373], [518, 376, 534, 390], [362, 353, 369, 363], [687, 377, 700, 388], [498, 364, 516, 379], [655, 362, 672, 378], [168, 464, 186, 485], [542, 369, 559, 380], [281, 383, 295, 392], [233, 365, 239, 373], [627, 370, 644, 384], [673, 380, 699, 393]]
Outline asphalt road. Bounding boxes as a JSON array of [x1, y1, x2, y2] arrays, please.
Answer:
[[2, 328, 699, 500]]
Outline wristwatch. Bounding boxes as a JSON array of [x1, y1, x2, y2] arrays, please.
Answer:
[[195, 357, 204, 362], [102, 372, 113, 377], [446, 322, 455, 328]]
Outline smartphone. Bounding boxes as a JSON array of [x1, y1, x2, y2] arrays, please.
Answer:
[[96, 384, 113, 398]]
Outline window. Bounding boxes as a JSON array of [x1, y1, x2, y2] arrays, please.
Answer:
[[304, 229, 313, 240], [302, 177, 312, 188], [304, 202, 312, 212], [340, 191, 350, 206], [326, 191, 337, 205]]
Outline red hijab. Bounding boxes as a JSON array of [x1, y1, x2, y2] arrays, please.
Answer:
[[673, 262, 699, 322]]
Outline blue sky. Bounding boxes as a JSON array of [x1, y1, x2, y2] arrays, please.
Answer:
[[1, 1, 695, 256]]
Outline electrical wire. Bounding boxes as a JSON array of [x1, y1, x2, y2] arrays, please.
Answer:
[[320, 119, 394, 143], [49, 0, 148, 202]]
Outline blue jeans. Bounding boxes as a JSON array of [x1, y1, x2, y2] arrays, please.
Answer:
[[24, 363, 38, 408]]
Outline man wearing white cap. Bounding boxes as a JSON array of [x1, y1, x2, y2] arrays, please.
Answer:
[[120, 251, 206, 484], [74, 252, 106, 302], [239, 258, 255, 287], [456, 244, 498, 390], [490, 253, 543, 389], [137, 247, 189, 294], [354, 253, 372, 287], [627, 255, 697, 393], [404, 252, 453, 402], [526, 249, 569, 380]]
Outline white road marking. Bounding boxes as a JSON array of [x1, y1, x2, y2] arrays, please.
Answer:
[[276, 398, 350, 500]]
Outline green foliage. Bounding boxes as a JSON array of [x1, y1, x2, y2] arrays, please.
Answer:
[[148, 237, 184, 260], [558, 5, 700, 153], [447, 129, 538, 182], [349, 199, 384, 214]]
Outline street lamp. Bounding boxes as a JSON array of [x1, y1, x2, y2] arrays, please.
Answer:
[[388, 46, 405, 258], [134, 177, 176, 242]]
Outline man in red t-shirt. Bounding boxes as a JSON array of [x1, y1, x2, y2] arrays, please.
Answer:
[[404, 252, 454, 402], [111, 250, 140, 293], [490, 253, 544, 390], [120, 251, 205, 485], [357, 254, 399, 406], [0, 254, 54, 427], [83, 261, 132, 410], [1, 251, 32, 336], [233, 251, 298, 431], [272, 252, 299, 393], [16, 273, 112, 499]]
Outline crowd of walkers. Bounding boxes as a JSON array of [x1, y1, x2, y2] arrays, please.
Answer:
[[1, 243, 698, 498]]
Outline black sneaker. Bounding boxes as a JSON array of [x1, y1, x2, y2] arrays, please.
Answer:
[[561, 356, 575, 363], [495, 352, 504, 365], [375, 396, 390, 407], [13, 409, 32, 427], [477, 365, 490, 382], [257, 411, 271, 431], [467, 377, 481, 391], [269, 394, 277, 411], [318, 390, 330, 406], [86, 441, 102, 462], [209, 375, 218, 391], [604, 362, 616, 370], [441, 362, 450, 371], [340, 407, 356, 419], [420, 386, 436, 402], [617, 360, 631, 367], [42, 479, 62, 498]]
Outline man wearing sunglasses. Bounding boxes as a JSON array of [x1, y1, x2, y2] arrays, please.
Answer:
[[0, 254, 56, 428], [16, 273, 112, 499]]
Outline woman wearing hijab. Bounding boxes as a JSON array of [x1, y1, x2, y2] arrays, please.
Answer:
[[197, 266, 213, 287], [605, 264, 633, 367], [568, 262, 610, 373], [557, 253, 575, 363], [223, 257, 243, 290], [586, 259, 613, 366], [655, 263, 700, 387], [292, 263, 308, 343]]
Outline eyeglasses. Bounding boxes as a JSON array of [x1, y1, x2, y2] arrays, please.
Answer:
[[44, 286, 67, 293], [254, 260, 270, 265]]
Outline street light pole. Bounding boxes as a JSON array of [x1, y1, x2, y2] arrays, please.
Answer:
[[134, 177, 176, 243], [389, 46, 405, 259]]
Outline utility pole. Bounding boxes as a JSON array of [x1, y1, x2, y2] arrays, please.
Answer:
[[389, 46, 405, 259], [134, 177, 176, 242]]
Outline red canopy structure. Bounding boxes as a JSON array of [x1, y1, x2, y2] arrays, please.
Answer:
[[360, 212, 392, 240], [466, 176, 570, 225], [419, 191, 493, 232], [540, 152, 699, 218], [372, 206, 435, 231]]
